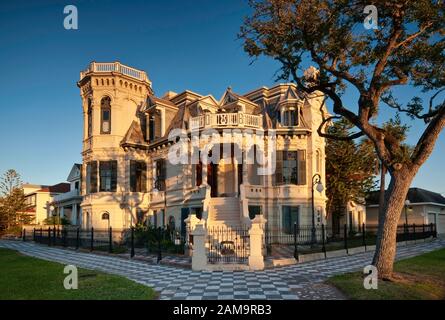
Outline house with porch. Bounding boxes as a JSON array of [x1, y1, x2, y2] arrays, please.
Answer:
[[76, 61, 328, 237]]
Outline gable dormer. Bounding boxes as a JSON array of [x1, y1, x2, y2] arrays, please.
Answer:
[[219, 87, 258, 114], [277, 86, 304, 127]]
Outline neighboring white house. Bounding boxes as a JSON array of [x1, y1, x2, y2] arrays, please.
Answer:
[[77, 61, 328, 234], [366, 187, 445, 235], [22, 183, 70, 225], [48, 164, 83, 226]]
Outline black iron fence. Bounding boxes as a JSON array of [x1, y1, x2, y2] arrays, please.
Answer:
[[28, 225, 188, 261], [265, 223, 437, 260], [207, 226, 250, 264]]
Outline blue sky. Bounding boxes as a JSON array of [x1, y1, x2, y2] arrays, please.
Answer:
[[0, 0, 443, 194]]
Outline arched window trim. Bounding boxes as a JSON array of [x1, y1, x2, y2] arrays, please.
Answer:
[[100, 96, 112, 134]]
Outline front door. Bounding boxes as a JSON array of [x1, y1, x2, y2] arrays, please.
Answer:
[[208, 163, 218, 197]]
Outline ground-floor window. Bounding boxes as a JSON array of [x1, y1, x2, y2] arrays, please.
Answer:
[[282, 206, 299, 234], [248, 205, 262, 220]]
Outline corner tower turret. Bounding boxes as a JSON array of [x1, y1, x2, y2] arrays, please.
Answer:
[[77, 62, 152, 229]]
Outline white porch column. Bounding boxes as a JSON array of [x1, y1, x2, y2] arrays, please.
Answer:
[[72, 204, 77, 225]]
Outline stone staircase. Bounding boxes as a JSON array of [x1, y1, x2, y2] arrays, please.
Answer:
[[208, 197, 241, 228]]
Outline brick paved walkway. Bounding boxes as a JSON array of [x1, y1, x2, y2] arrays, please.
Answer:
[[1, 239, 443, 300]]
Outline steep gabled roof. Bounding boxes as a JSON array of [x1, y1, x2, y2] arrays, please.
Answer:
[[219, 87, 257, 108], [67, 164, 81, 182], [147, 95, 178, 109], [121, 120, 149, 148]]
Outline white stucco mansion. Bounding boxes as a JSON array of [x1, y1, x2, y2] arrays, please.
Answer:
[[77, 61, 330, 234]]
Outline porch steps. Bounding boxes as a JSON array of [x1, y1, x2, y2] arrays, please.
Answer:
[[208, 197, 241, 227]]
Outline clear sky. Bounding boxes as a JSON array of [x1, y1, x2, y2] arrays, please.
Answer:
[[0, 0, 444, 194]]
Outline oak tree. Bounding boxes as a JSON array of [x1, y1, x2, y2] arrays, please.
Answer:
[[240, 0, 445, 279]]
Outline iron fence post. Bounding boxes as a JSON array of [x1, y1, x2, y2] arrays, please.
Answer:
[[53, 227, 56, 246], [362, 223, 367, 251], [48, 228, 51, 246], [75, 227, 80, 250], [413, 223, 416, 243], [33, 228, 36, 242], [130, 227, 135, 258], [321, 224, 326, 259], [109, 226, 113, 253], [157, 227, 162, 263], [266, 223, 271, 256], [404, 223, 408, 245], [90, 227, 94, 251], [293, 222, 299, 262], [64, 228, 68, 247], [423, 224, 426, 242], [344, 224, 348, 255], [22, 228, 26, 242]]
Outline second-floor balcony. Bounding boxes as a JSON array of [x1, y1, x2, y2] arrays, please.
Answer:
[[190, 112, 263, 130], [53, 189, 81, 203]]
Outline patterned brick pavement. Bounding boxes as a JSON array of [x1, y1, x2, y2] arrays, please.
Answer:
[[1, 239, 443, 300]]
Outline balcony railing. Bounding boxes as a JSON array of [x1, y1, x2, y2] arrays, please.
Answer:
[[80, 62, 149, 82], [53, 189, 81, 203], [190, 112, 263, 130]]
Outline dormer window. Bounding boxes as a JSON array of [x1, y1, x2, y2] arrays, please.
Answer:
[[101, 96, 111, 134], [282, 107, 299, 127]]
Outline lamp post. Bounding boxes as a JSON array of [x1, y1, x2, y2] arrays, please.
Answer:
[[404, 199, 411, 225], [49, 205, 56, 228], [311, 174, 324, 244]]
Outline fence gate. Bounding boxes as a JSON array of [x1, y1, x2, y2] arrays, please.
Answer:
[[207, 226, 249, 264]]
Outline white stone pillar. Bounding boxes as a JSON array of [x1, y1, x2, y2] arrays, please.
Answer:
[[248, 216, 267, 270], [191, 224, 207, 271], [72, 204, 77, 225]]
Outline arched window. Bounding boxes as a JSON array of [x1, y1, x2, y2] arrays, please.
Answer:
[[87, 98, 93, 137], [100, 96, 111, 134]]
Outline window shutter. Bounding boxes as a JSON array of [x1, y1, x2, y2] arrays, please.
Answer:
[[130, 161, 136, 192], [297, 150, 306, 185], [140, 161, 147, 192], [110, 160, 118, 192], [282, 206, 290, 232], [196, 162, 202, 186], [90, 161, 97, 193], [274, 151, 283, 185]]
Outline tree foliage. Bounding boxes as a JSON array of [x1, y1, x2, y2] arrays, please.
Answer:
[[326, 119, 377, 226], [0, 170, 31, 233]]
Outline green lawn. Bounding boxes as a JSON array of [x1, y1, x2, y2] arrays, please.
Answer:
[[327, 247, 445, 300], [0, 248, 157, 300]]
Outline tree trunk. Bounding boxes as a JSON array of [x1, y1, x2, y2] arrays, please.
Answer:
[[372, 169, 414, 279]]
